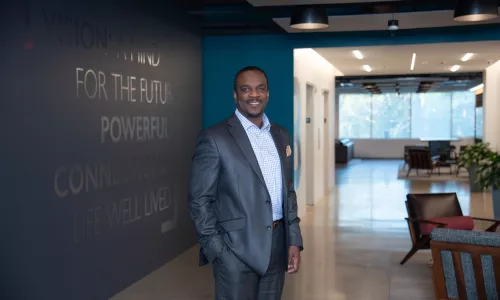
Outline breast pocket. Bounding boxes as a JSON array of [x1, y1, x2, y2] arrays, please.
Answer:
[[284, 155, 293, 180]]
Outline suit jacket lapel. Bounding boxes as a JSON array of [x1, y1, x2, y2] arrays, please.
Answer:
[[228, 115, 267, 190], [270, 124, 288, 206]]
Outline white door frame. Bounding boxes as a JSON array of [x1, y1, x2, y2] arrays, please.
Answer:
[[305, 83, 315, 206]]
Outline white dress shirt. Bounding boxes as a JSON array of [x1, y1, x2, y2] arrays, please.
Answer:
[[235, 109, 283, 221]]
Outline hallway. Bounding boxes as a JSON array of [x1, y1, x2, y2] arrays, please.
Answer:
[[111, 159, 493, 300]]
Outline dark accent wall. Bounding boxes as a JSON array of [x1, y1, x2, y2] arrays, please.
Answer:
[[1, 0, 201, 299]]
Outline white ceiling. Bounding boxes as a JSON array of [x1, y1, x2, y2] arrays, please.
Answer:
[[313, 41, 500, 76]]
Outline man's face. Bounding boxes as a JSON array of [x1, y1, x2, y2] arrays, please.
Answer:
[[234, 70, 269, 119]]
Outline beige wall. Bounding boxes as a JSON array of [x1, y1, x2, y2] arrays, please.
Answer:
[[293, 48, 340, 217], [350, 138, 475, 159], [484, 61, 500, 151]]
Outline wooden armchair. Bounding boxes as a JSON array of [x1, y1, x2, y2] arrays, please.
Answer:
[[431, 228, 500, 299], [403, 145, 428, 170], [400, 193, 500, 265], [406, 147, 440, 177]]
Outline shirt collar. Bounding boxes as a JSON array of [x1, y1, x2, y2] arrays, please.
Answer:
[[235, 109, 271, 131]]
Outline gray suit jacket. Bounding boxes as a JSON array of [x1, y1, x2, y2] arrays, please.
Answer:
[[188, 114, 303, 276]]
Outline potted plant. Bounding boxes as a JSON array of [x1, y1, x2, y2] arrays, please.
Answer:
[[476, 150, 500, 218], [457, 142, 491, 192]]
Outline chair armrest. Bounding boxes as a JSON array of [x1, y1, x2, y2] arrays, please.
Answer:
[[472, 217, 500, 232], [405, 217, 446, 226], [471, 217, 500, 223]]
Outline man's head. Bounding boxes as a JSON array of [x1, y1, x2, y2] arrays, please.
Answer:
[[233, 66, 269, 121]]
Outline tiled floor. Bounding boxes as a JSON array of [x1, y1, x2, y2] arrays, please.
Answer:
[[110, 159, 494, 300]]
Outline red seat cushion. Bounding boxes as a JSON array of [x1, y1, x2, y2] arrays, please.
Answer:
[[419, 216, 474, 235]]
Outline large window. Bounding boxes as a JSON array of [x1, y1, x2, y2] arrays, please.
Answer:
[[371, 93, 411, 138], [411, 92, 452, 138], [476, 107, 483, 139], [338, 94, 372, 138], [339, 91, 475, 139], [452, 92, 476, 138]]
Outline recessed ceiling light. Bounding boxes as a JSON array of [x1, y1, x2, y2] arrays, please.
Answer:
[[410, 53, 416, 71], [470, 83, 484, 92], [363, 65, 372, 72], [352, 50, 363, 60], [450, 65, 460, 72], [461, 53, 473, 61]]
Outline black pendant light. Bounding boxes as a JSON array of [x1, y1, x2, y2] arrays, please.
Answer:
[[290, 6, 329, 30], [454, 0, 498, 22]]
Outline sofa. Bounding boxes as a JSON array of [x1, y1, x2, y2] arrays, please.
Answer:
[[335, 138, 354, 164]]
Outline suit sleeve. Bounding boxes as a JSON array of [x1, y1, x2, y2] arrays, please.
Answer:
[[284, 130, 304, 251], [188, 130, 225, 263]]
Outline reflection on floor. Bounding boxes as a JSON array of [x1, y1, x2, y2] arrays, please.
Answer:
[[110, 159, 494, 300]]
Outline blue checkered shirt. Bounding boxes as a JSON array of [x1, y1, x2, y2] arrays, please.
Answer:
[[235, 109, 283, 221]]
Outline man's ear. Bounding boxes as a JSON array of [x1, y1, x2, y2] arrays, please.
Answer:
[[233, 91, 237, 102]]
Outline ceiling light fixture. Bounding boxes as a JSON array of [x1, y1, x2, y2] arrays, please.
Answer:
[[388, 19, 399, 30], [388, 13, 399, 30], [461, 53, 474, 61], [450, 65, 461, 72], [290, 6, 329, 30], [410, 53, 416, 71], [470, 83, 484, 91], [363, 65, 372, 72], [352, 50, 364, 60], [454, 0, 498, 22]]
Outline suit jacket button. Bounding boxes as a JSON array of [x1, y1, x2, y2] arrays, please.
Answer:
[[266, 200, 270, 204], [267, 226, 271, 230]]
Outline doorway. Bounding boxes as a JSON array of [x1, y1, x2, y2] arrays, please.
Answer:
[[306, 83, 315, 206], [323, 90, 330, 196]]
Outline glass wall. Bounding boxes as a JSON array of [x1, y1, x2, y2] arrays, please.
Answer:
[[371, 93, 411, 138], [476, 107, 483, 139], [339, 91, 475, 139]]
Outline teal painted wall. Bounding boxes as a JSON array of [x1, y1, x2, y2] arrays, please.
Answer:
[[202, 24, 500, 136], [202, 37, 293, 131]]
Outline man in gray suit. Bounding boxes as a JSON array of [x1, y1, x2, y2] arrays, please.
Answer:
[[189, 66, 303, 299]]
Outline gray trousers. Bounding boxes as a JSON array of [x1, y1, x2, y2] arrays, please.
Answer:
[[212, 222, 286, 300]]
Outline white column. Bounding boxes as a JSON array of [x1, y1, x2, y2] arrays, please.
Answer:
[[293, 48, 342, 215], [484, 61, 500, 151]]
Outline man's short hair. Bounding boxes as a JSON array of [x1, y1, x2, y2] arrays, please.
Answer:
[[233, 66, 269, 91]]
